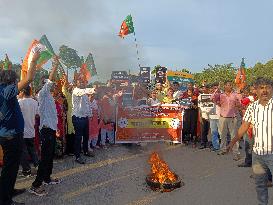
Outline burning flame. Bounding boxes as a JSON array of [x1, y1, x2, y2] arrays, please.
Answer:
[[148, 152, 177, 184]]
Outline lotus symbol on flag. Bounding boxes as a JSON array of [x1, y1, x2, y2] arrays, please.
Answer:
[[118, 118, 128, 128], [170, 118, 180, 129]]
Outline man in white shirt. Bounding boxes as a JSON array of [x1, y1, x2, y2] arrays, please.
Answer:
[[172, 81, 183, 99], [18, 86, 39, 177], [209, 83, 221, 151], [30, 59, 61, 197], [198, 85, 213, 149], [147, 90, 161, 106], [72, 78, 93, 164], [228, 77, 273, 205]]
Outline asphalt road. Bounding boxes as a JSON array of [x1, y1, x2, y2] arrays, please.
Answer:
[[13, 143, 273, 205]]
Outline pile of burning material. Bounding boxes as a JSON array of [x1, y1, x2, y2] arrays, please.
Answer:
[[146, 152, 183, 192]]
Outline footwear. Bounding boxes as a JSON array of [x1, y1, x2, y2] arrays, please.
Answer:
[[217, 150, 227, 155], [29, 186, 48, 196], [43, 178, 62, 185], [233, 154, 241, 161], [10, 201, 25, 205], [12, 188, 26, 197], [101, 145, 108, 149], [238, 163, 251, 168], [199, 145, 206, 149], [75, 157, 85, 164], [84, 151, 95, 157], [210, 148, 219, 152]]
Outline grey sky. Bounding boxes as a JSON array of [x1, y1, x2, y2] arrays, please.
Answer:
[[0, 0, 273, 80]]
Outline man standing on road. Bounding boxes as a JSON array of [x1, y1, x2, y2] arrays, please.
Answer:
[[228, 77, 273, 205], [211, 81, 242, 160], [0, 51, 40, 205], [18, 86, 39, 177], [72, 77, 94, 164], [30, 58, 61, 197]]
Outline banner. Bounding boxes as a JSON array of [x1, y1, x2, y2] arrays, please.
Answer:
[[155, 67, 167, 84], [167, 70, 193, 79], [140, 67, 151, 83], [116, 105, 184, 143], [111, 71, 129, 87]]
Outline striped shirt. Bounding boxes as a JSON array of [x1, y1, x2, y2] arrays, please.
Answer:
[[243, 98, 273, 155]]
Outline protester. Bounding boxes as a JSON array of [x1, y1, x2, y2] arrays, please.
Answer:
[[88, 88, 101, 149], [198, 85, 211, 149], [0, 51, 40, 205], [61, 76, 75, 156], [72, 77, 94, 164], [154, 82, 166, 102], [54, 92, 66, 157], [100, 88, 116, 148], [147, 90, 161, 106], [162, 88, 175, 104], [228, 77, 273, 205], [182, 88, 198, 146], [211, 80, 242, 160], [18, 86, 39, 177], [209, 83, 221, 151], [172, 81, 182, 99], [30, 58, 61, 197]]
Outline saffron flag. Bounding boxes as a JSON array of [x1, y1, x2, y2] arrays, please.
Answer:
[[118, 15, 134, 38], [235, 58, 246, 91], [21, 38, 53, 80], [79, 63, 91, 82]]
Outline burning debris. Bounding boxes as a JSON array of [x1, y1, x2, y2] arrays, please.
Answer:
[[146, 152, 183, 192]]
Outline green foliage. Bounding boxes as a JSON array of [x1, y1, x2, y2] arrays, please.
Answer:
[[180, 68, 190, 73], [193, 58, 273, 86], [151, 65, 162, 74], [194, 63, 236, 85], [59, 45, 82, 69]]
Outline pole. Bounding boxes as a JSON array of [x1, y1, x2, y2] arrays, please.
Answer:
[[133, 32, 141, 69]]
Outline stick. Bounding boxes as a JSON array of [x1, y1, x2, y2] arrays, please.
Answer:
[[133, 32, 141, 68]]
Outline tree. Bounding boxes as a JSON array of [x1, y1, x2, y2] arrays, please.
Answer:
[[151, 65, 162, 75], [194, 63, 236, 85], [58, 45, 82, 69], [180, 68, 190, 73]]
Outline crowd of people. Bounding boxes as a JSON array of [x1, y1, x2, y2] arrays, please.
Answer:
[[0, 53, 273, 205]]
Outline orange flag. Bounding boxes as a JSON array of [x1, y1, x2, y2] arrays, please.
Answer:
[[235, 58, 246, 91]]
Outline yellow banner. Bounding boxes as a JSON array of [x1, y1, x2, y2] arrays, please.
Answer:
[[124, 118, 180, 129], [167, 70, 193, 79]]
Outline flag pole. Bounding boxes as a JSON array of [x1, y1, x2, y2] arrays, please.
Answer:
[[133, 31, 141, 69]]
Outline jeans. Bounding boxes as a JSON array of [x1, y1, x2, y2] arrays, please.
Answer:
[[252, 153, 273, 205], [101, 129, 115, 145], [244, 134, 253, 165], [65, 133, 75, 155], [210, 119, 220, 150], [0, 133, 23, 205], [20, 138, 39, 172], [32, 128, 56, 188], [219, 116, 239, 154], [183, 109, 198, 141], [200, 118, 209, 146], [72, 116, 89, 158]]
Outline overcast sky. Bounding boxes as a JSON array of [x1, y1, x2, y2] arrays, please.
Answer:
[[1, 0, 273, 80]]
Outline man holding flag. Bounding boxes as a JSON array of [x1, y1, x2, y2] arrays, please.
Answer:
[[0, 51, 40, 205]]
